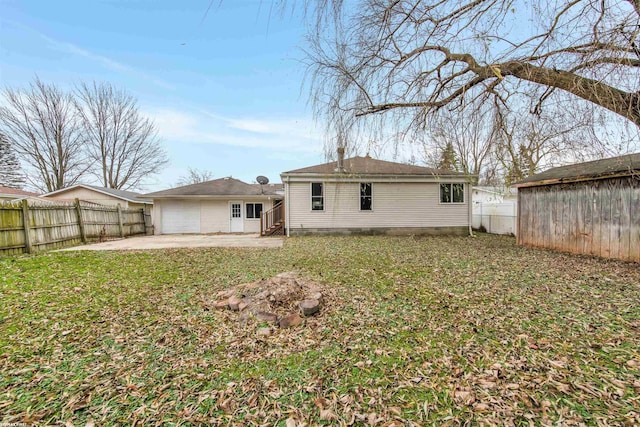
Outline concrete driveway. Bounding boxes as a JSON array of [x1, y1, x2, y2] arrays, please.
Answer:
[[60, 234, 283, 251]]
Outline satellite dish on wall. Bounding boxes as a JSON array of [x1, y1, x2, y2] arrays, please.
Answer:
[[256, 175, 269, 185]]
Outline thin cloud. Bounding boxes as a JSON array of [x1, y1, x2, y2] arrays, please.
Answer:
[[195, 108, 321, 140], [146, 107, 323, 154], [5, 21, 175, 90]]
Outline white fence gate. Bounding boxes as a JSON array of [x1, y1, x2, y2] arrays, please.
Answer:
[[472, 202, 517, 236]]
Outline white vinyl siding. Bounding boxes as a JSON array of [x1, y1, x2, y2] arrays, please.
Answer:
[[287, 181, 469, 230], [243, 199, 272, 233], [154, 198, 274, 234], [200, 200, 229, 233]]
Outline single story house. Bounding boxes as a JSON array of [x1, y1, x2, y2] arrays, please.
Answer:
[[514, 152, 640, 262], [145, 177, 283, 234], [0, 186, 39, 202], [280, 152, 473, 236], [43, 184, 153, 211]]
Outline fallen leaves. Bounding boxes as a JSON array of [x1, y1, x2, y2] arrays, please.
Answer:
[[0, 235, 639, 425]]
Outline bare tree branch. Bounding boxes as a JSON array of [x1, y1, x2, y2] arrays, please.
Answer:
[[75, 82, 169, 190], [175, 168, 214, 187], [0, 78, 89, 192], [307, 0, 640, 155]]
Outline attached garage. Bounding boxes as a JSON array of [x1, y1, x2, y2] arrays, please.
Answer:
[[161, 200, 201, 234], [145, 177, 283, 235]]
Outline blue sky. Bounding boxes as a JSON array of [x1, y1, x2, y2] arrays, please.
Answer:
[[0, 0, 325, 191]]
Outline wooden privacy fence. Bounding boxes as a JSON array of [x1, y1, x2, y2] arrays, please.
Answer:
[[0, 199, 148, 255]]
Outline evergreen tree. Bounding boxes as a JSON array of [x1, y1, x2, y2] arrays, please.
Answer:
[[504, 144, 536, 187], [437, 142, 459, 171], [0, 132, 25, 189]]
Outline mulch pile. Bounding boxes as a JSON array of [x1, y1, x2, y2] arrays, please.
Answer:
[[203, 272, 334, 335]]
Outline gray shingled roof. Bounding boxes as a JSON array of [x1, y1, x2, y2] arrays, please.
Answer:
[[282, 156, 466, 176], [144, 177, 283, 198], [513, 153, 640, 187], [83, 185, 152, 203]]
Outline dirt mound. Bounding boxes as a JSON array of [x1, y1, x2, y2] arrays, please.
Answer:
[[204, 272, 331, 333]]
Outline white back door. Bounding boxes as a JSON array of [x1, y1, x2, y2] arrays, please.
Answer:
[[229, 201, 243, 232]]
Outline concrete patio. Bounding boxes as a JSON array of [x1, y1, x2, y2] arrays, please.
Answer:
[[59, 234, 283, 251]]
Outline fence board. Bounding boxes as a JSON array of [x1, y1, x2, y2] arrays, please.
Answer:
[[0, 201, 146, 255], [0, 206, 24, 254]]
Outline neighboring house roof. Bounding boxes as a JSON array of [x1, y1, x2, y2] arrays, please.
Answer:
[[513, 153, 640, 188], [282, 156, 467, 177], [144, 177, 284, 198], [3, 196, 65, 206], [473, 186, 518, 197], [0, 186, 39, 197], [44, 184, 153, 204]]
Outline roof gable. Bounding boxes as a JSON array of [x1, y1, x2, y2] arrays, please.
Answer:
[[144, 177, 283, 198], [514, 153, 640, 187], [44, 184, 152, 204], [282, 156, 466, 176]]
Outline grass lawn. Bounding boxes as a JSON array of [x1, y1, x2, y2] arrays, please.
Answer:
[[1, 234, 639, 426]]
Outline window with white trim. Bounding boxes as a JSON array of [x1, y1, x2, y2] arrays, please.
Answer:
[[440, 183, 464, 203], [246, 203, 263, 219], [311, 182, 324, 210], [360, 183, 372, 210]]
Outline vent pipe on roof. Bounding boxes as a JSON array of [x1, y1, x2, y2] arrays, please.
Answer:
[[336, 146, 345, 173]]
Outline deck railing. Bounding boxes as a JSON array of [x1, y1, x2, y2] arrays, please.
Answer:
[[260, 202, 284, 236]]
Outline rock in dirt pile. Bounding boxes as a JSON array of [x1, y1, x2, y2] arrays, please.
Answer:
[[205, 272, 329, 332]]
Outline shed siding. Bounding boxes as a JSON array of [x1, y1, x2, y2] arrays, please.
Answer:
[[518, 176, 640, 262], [287, 181, 469, 231]]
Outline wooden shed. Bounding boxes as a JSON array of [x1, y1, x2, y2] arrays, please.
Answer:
[[513, 153, 640, 262]]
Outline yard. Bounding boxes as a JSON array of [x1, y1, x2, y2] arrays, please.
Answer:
[[1, 235, 639, 426]]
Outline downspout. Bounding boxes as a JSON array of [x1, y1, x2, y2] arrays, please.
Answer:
[[285, 175, 291, 237], [468, 181, 474, 237]]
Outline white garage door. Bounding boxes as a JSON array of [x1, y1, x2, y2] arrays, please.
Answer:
[[161, 201, 200, 234]]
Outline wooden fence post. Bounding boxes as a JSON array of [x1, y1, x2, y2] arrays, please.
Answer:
[[74, 198, 87, 243], [21, 199, 32, 254], [117, 205, 124, 238], [143, 206, 153, 235]]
